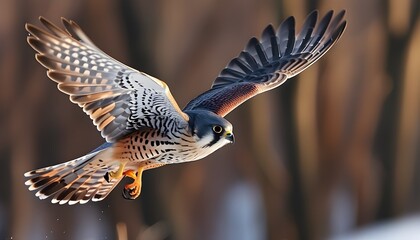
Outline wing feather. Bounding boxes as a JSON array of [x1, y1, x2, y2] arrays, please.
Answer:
[[27, 17, 189, 142], [184, 10, 346, 117], [277, 16, 295, 56]]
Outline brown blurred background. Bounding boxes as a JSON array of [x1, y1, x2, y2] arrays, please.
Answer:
[[1, 0, 420, 239]]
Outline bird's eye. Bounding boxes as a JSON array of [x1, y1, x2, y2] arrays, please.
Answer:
[[212, 125, 223, 134]]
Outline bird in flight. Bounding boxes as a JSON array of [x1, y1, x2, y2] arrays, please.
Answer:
[[24, 10, 346, 204]]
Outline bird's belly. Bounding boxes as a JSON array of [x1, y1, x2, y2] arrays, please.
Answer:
[[114, 130, 201, 164], [151, 146, 214, 164]]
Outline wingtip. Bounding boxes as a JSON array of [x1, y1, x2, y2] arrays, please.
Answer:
[[332, 9, 347, 23], [319, 10, 334, 25], [333, 21, 347, 40], [329, 10, 347, 40], [306, 9, 319, 21], [245, 37, 260, 50], [37, 192, 49, 200], [309, 9, 319, 14], [262, 24, 275, 34], [277, 15, 296, 37], [27, 36, 38, 50], [39, 16, 50, 25], [338, 9, 346, 16], [261, 24, 276, 40], [61, 17, 73, 34], [325, 9, 334, 16], [283, 15, 296, 25], [23, 171, 32, 177], [25, 22, 38, 35], [68, 200, 78, 205], [24, 22, 30, 31], [24, 178, 33, 186], [61, 17, 72, 29], [79, 199, 90, 204]]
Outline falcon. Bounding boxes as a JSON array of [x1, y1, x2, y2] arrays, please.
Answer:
[[24, 10, 346, 204]]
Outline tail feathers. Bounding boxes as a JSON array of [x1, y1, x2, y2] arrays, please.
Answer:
[[24, 146, 121, 205]]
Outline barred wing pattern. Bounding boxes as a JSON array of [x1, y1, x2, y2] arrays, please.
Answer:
[[24, 144, 120, 205], [26, 17, 189, 142], [184, 10, 346, 117]]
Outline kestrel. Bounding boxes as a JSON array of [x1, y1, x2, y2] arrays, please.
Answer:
[[24, 10, 346, 204]]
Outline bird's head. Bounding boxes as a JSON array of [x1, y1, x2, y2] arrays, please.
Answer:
[[185, 110, 234, 149]]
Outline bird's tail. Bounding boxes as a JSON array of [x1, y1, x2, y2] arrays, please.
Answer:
[[24, 143, 121, 205]]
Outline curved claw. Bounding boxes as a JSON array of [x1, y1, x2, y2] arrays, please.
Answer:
[[122, 187, 138, 200], [104, 172, 111, 183], [104, 162, 126, 183], [121, 167, 144, 200], [122, 181, 141, 200]]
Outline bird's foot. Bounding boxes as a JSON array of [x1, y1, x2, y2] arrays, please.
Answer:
[[122, 167, 144, 200], [104, 162, 126, 183]]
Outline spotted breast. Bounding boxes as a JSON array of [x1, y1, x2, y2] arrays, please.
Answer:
[[112, 127, 200, 167]]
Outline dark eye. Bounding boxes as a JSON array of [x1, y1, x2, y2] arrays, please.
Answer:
[[212, 125, 223, 134]]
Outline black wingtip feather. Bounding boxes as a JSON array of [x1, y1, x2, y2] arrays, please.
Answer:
[[329, 10, 346, 32], [335, 10, 346, 23], [245, 37, 259, 54], [331, 21, 347, 44], [276, 16, 296, 56], [315, 10, 333, 36], [295, 10, 318, 52], [261, 24, 276, 43], [184, 10, 346, 116], [247, 37, 269, 66], [260, 24, 279, 61], [303, 11, 333, 53]]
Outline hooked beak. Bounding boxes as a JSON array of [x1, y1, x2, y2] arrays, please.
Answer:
[[224, 131, 235, 143]]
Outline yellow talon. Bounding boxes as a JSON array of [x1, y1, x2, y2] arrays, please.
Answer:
[[104, 162, 126, 182], [122, 166, 144, 200], [123, 170, 137, 179]]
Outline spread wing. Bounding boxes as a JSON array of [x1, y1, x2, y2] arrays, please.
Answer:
[[26, 17, 189, 142], [184, 10, 347, 117]]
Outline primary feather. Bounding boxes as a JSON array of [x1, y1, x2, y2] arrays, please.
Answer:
[[26, 17, 189, 142], [184, 10, 346, 117]]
